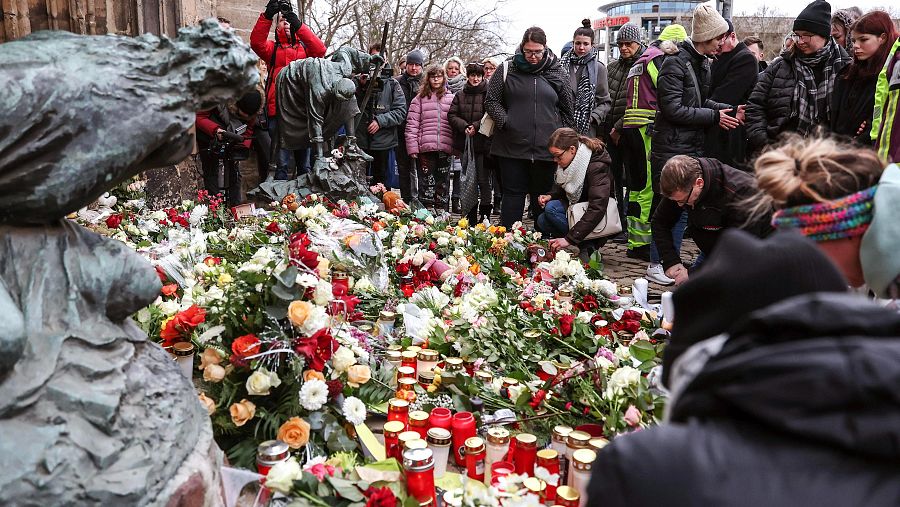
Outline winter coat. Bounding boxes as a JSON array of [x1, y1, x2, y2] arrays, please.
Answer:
[[709, 42, 759, 106], [831, 69, 877, 144], [563, 57, 611, 131], [623, 41, 680, 128], [250, 14, 327, 117], [588, 292, 900, 507], [548, 149, 613, 245], [873, 37, 900, 163], [356, 76, 407, 152], [651, 157, 772, 270], [448, 80, 489, 154], [651, 41, 731, 165], [484, 53, 575, 162], [602, 47, 645, 134], [396, 72, 422, 143], [196, 106, 254, 150], [405, 91, 454, 156], [746, 49, 850, 151]]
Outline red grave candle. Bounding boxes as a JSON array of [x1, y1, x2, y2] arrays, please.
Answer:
[[451, 412, 476, 466]]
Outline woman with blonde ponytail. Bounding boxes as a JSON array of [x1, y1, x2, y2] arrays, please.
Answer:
[[753, 134, 899, 296], [536, 128, 612, 256]]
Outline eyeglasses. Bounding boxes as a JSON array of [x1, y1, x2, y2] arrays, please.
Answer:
[[550, 147, 573, 161], [523, 49, 544, 57], [674, 184, 694, 207], [791, 32, 815, 42]]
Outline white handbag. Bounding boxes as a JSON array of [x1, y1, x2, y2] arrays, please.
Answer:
[[566, 197, 623, 240], [478, 61, 509, 138]]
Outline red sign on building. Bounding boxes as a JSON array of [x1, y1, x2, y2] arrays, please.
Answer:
[[593, 16, 630, 29]]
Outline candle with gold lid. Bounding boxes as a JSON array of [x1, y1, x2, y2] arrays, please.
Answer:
[[513, 433, 538, 475], [537, 448, 561, 501], [376, 311, 396, 336], [417, 349, 439, 377], [484, 427, 510, 485], [172, 341, 195, 380], [555, 486, 580, 507], [571, 449, 597, 507], [409, 410, 430, 439], [566, 431, 592, 481]]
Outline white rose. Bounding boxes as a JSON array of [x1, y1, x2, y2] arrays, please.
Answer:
[[246, 368, 282, 396], [608, 366, 641, 394], [264, 458, 302, 494], [314, 280, 333, 305], [331, 346, 356, 373], [157, 300, 180, 316], [615, 346, 632, 363]]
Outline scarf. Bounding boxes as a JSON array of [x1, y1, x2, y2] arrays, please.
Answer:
[[513, 47, 558, 74], [447, 73, 465, 94], [560, 48, 599, 134], [771, 184, 877, 241], [792, 40, 845, 136], [555, 142, 593, 204]]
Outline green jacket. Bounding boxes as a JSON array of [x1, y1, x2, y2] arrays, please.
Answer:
[[872, 37, 900, 162]]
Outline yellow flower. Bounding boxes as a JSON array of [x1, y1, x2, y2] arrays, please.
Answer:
[[277, 416, 311, 449], [488, 225, 497, 234], [497, 226, 507, 235], [303, 369, 325, 382], [347, 364, 372, 387], [217, 272, 233, 286], [457, 217, 469, 228], [229, 399, 256, 427], [475, 223, 486, 231], [456, 229, 468, 239]]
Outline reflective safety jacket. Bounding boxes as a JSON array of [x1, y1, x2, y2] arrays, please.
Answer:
[[873, 37, 900, 163], [622, 43, 679, 128]]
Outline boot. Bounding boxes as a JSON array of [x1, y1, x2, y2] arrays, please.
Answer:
[[452, 197, 461, 215]]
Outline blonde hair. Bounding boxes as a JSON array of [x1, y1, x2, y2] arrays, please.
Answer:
[[548, 127, 604, 152], [660, 155, 702, 196], [746, 135, 884, 220]]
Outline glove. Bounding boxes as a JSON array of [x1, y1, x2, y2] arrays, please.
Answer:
[[263, 0, 280, 19], [283, 10, 302, 35]]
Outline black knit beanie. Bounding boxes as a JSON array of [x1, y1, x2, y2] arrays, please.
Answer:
[[793, 0, 832, 39], [661, 230, 847, 386]]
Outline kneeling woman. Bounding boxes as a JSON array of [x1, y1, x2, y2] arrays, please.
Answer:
[[537, 127, 612, 252]]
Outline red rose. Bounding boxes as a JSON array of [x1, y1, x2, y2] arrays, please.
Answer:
[[365, 487, 396, 507], [395, 262, 411, 276], [161, 283, 178, 296], [265, 221, 281, 234], [231, 334, 261, 359], [622, 310, 642, 321], [159, 305, 206, 347], [559, 314, 575, 337], [105, 214, 123, 228], [288, 233, 319, 270], [623, 320, 641, 334], [326, 379, 343, 400]]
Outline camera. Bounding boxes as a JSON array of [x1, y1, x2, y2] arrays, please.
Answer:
[[277, 0, 292, 13]]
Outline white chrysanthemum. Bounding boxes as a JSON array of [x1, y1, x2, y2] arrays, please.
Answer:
[[331, 346, 356, 373], [353, 276, 375, 293], [150, 210, 166, 222], [189, 204, 208, 225], [342, 396, 366, 425], [298, 304, 329, 336], [299, 379, 328, 411], [314, 279, 333, 305], [295, 272, 319, 288]]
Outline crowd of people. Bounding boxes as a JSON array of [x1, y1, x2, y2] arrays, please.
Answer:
[[196, 0, 900, 289]]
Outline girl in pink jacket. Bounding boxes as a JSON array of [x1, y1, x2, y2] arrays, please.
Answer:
[[406, 65, 455, 212]]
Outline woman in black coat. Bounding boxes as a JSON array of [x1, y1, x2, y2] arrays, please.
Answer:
[[485, 26, 575, 228], [830, 11, 897, 143], [448, 63, 492, 221]]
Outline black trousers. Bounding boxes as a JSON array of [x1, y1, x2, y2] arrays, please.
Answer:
[[496, 156, 554, 228], [367, 149, 390, 186], [397, 135, 413, 200], [200, 150, 241, 207], [607, 141, 628, 230]]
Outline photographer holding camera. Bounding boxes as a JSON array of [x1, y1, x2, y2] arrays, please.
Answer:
[[251, 0, 326, 180], [355, 63, 407, 186], [196, 91, 262, 206]]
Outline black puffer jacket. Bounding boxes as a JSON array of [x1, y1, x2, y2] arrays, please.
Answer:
[[651, 157, 772, 270], [589, 293, 900, 507], [448, 80, 488, 154], [745, 49, 850, 150], [601, 47, 645, 135], [651, 40, 730, 165], [830, 69, 877, 143], [548, 149, 613, 245]]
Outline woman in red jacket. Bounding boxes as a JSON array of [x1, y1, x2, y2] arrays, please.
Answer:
[[405, 66, 455, 213], [250, 0, 326, 180]]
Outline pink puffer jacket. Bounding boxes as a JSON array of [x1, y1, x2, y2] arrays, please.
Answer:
[[405, 92, 454, 155]]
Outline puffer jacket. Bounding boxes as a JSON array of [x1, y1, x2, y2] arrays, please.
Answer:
[[872, 37, 900, 162], [589, 292, 900, 507], [746, 48, 850, 150], [484, 51, 575, 162], [250, 14, 327, 117], [651, 40, 730, 165], [602, 46, 645, 134], [548, 149, 613, 245], [405, 91, 454, 155], [356, 76, 407, 152], [448, 80, 488, 154]]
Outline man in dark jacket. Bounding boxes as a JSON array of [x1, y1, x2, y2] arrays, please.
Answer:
[[396, 50, 424, 201], [652, 155, 772, 285], [449, 63, 492, 221], [601, 23, 645, 237], [589, 229, 900, 507], [743, 35, 768, 72], [355, 64, 407, 186], [705, 19, 759, 167]]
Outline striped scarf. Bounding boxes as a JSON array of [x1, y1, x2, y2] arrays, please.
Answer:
[[560, 48, 599, 134], [771, 185, 877, 241], [792, 41, 846, 136]]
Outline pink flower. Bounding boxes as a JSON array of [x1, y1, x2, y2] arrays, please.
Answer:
[[303, 457, 337, 481], [624, 405, 642, 427]]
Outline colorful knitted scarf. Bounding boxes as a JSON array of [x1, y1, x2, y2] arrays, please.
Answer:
[[772, 185, 878, 241]]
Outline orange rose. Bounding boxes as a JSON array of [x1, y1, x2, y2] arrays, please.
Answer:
[[229, 399, 256, 427], [198, 392, 216, 415], [199, 348, 223, 370], [303, 369, 325, 382], [287, 300, 312, 328], [277, 417, 311, 449], [346, 364, 372, 388]]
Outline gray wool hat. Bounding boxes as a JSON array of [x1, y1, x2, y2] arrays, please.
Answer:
[[616, 24, 642, 44], [406, 49, 425, 66]]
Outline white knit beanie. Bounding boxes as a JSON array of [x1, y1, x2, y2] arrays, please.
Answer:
[[691, 4, 728, 42]]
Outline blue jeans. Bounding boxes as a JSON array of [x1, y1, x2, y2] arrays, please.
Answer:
[[267, 118, 310, 180], [536, 199, 569, 239], [650, 211, 688, 265]]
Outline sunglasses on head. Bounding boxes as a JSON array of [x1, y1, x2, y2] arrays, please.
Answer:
[[467, 62, 484, 68]]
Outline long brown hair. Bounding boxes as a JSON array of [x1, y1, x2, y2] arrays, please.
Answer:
[[417, 65, 447, 99], [548, 127, 604, 152]]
